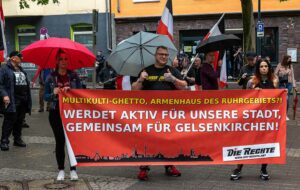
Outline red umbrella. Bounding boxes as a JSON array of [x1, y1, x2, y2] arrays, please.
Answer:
[[293, 88, 298, 120], [22, 37, 96, 70]]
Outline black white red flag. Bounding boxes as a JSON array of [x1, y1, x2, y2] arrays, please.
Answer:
[[157, 0, 173, 40], [0, 0, 7, 62], [203, 14, 227, 87]]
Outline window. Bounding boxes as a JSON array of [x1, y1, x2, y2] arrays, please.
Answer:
[[179, 30, 209, 57], [15, 25, 36, 51], [15, 25, 37, 81], [71, 24, 94, 82], [71, 24, 93, 51], [257, 27, 278, 65]]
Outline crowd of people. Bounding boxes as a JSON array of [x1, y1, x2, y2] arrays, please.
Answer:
[[0, 46, 297, 181]]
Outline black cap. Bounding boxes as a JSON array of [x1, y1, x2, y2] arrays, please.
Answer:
[[9, 51, 23, 58], [245, 51, 256, 58]]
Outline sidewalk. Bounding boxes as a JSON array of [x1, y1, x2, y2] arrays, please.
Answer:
[[0, 89, 299, 190]]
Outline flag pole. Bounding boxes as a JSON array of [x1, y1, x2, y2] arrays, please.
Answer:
[[183, 53, 199, 79], [0, 0, 7, 60]]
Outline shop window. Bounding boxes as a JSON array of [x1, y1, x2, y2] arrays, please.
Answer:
[[15, 25, 36, 51], [179, 30, 209, 57], [257, 27, 278, 65], [71, 24, 93, 51]]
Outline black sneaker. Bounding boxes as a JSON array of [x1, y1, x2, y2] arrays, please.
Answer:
[[1, 142, 9, 151], [38, 108, 44, 112], [230, 168, 241, 180], [260, 169, 270, 180], [13, 139, 26, 147]]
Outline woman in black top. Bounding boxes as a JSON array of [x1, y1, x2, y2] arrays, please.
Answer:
[[230, 58, 278, 181], [44, 50, 82, 181]]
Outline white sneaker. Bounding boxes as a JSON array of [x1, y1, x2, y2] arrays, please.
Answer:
[[57, 170, 65, 181], [70, 170, 79, 181], [286, 116, 290, 121]]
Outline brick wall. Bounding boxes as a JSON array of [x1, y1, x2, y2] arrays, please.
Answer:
[[115, 15, 300, 81]]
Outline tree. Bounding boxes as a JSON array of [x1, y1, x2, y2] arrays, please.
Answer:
[[241, 0, 288, 54], [19, 0, 59, 9], [240, 0, 256, 53]]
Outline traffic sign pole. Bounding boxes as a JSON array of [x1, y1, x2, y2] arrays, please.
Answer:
[[257, 0, 262, 56]]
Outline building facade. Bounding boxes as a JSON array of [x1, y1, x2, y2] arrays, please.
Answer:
[[111, 0, 300, 79], [3, 0, 112, 81]]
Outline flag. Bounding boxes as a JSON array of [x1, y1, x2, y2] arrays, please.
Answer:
[[157, 0, 173, 40], [219, 53, 227, 88], [116, 75, 131, 90], [0, 0, 7, 62], [203, 13, 227, 88]]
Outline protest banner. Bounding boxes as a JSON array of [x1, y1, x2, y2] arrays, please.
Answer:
[[59, 89, 286, 167]]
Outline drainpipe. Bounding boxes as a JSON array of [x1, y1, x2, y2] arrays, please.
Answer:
[[106, 0, 112, 51], [92, 9, 98, 88]]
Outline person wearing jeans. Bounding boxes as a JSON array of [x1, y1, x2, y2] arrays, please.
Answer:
[[275, 55, 297, 118]]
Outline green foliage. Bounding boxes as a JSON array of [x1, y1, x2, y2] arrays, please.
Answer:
[[19, 0, 59, 9]]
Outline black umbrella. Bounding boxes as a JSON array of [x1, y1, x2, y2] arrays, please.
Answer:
[[196, 34, 240, 53]]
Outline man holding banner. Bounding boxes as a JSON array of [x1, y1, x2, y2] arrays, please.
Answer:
[[132, 46, 187, 180]]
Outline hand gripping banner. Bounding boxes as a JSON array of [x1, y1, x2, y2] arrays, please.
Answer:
[[59, 89, 286, 167]]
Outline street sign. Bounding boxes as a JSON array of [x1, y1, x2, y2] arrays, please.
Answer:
[[40, 27, 49, 40], [40, 27, 48, 35], [257, 21, 264, 38]]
